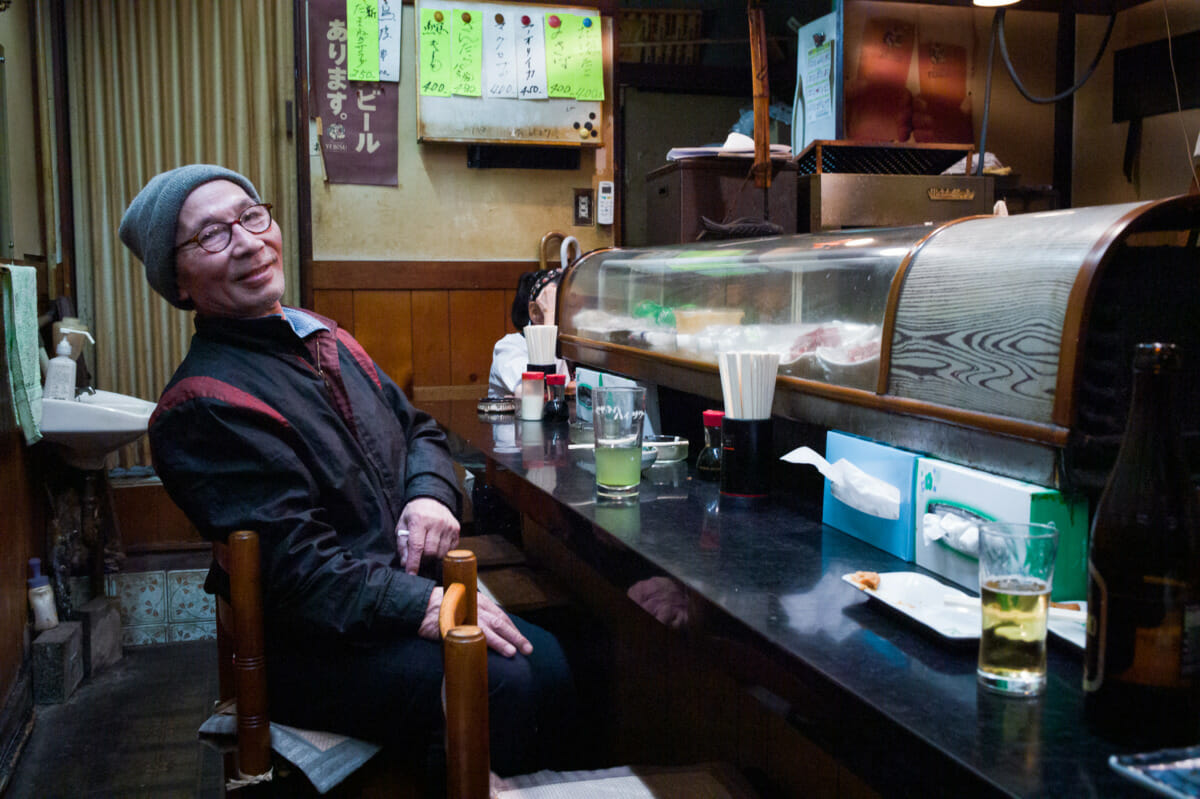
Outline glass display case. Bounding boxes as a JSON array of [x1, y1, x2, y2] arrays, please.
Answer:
[[559, 196, 1200, 495], [560, 226, 923, 392]]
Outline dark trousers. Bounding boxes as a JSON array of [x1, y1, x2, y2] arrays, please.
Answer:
[[265, 616, 576, 777]]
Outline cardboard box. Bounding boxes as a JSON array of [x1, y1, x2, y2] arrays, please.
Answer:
[[915, 458, 1089, 601], [821, 431, 918, 562]]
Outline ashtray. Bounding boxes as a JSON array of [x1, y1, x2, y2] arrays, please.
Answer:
[[477, 396, 516, 414], [644, 435, 688, 463]]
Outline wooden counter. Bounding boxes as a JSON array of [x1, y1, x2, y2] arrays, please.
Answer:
[[430, 399, 1153, 797]]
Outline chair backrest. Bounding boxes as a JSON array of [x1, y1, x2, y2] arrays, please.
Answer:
[[441, 549, 490, 799], [214, 530, 272, 780]]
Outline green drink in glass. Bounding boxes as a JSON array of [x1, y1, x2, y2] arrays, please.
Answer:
[[595, 446, 642, 490], [593, 387, 646, 501]]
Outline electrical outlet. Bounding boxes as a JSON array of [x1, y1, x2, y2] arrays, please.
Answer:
[[573, 188, 594, 226]]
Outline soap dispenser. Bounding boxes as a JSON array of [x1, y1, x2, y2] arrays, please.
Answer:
[[43, 337, 77, 401]]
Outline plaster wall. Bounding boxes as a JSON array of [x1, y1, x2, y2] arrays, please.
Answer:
[[310, 4, 615, 263], [1074, 0, 1200, 206]]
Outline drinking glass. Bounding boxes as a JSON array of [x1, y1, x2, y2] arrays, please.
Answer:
[[592, 386, 646, 501], [977, 522, 1059, 696]]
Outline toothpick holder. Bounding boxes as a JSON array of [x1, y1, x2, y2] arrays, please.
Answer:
[[720, 417, 772, 508]]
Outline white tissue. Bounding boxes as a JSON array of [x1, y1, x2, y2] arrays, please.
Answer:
[[780, 446, 900, 520], [922, 511, 980, 557]]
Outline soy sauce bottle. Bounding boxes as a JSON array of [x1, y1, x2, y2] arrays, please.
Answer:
[[1083, 342, 1200, 745], [696, 410, 724, 481]]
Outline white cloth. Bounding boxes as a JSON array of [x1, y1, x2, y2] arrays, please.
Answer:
[[488, 332, 568, 398]]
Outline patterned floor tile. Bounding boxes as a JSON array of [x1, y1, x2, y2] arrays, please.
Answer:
[[167, 569, 215, 623], [112, 571, 166, 628]]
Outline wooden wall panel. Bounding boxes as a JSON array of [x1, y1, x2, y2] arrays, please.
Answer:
[[448, 290, 507, 390], [0, 430, 38, 707], [352, 291, 414, 395], [112, 481, 203, 552], [411, 291, 451, 388], [312, 289, 355, 335], [504, 289, 518, 334]]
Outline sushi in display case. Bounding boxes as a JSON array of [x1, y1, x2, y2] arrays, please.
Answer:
[[557, 196, 1200, 497]]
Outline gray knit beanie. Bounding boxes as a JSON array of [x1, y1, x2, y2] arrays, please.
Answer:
[[119, 164, 260, 309]]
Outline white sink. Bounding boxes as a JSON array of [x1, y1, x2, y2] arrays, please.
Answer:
[[40, 389, 158, 469]]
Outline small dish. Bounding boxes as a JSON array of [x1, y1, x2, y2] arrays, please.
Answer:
[[644, 435, 688, 463], [477, 396, 517, 414], [841, 571, 979, 640], [844, 571, 1089, 650]]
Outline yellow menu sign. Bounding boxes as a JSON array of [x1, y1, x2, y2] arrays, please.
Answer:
[[419, 8, 453, 96], [543, 12, 603, 101], [347, 0, 381, 81], [450, 9, 483, 97]]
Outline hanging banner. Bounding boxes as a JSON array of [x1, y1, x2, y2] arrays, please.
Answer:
[[309, 0, 400, 185]]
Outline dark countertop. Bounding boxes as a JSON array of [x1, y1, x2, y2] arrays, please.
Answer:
[[428, 400, 1155, 798]]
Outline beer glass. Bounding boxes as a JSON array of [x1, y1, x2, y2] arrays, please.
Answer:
[[977, 522, 1059, 696]]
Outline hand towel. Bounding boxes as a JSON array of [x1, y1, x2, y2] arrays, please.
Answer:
[[1, 263, 42, 444]]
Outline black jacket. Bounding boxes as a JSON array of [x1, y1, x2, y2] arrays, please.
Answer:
[[149, 309, 461, 642]]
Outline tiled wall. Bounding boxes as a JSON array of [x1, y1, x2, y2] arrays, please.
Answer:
[[69, 569, 216, 647]]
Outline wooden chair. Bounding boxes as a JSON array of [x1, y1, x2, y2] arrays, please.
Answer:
[[438, 549, 758, 799], [215, 530, 423, 797], [214, 530, 272, 788]]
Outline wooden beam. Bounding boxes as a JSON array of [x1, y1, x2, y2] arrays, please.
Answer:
[[310, 260, 536, 291]]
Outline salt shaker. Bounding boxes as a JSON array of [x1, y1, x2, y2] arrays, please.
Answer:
[[520, 371, 546, 421]]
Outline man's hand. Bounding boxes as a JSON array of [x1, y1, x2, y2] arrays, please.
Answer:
[[418, 587, 533, 657], [399, 498, 460, 574]]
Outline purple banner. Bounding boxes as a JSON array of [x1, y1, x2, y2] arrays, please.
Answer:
[[309, 0, 399, 185]]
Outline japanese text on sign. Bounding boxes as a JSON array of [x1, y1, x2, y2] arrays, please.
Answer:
[[417, 3, 601, 102]]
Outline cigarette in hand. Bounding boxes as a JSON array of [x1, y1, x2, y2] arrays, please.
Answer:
[[396, 528, 409, 563]]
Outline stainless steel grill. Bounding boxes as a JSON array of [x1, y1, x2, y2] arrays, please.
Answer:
[[795, 140, 974, 176]]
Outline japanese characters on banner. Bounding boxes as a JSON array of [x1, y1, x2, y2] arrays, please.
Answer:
[[418, 4, 603, 103], [309, 0, 401, 186]]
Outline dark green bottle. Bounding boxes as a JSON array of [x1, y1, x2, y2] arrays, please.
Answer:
[[1083, 343, 1200, 746]]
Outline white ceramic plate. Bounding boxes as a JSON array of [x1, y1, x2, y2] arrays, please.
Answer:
[[842, 571, 980, 640], [1047, 601, 1087, 650], [843, 571, 1088, 649]]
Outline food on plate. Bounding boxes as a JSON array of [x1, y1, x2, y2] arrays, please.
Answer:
[[848, 570, 881, 590]]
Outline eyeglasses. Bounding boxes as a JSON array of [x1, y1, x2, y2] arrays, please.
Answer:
[[175, 203, 273, 254]]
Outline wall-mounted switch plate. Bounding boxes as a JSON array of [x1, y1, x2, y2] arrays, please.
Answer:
[[573, 188, 594, 226]]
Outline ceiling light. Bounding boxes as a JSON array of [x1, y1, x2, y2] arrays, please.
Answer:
[[973, 0, 1020, 6]]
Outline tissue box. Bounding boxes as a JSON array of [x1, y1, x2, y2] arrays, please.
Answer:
[[821, 431, 917, 561], [915, 458, 1089, 601]]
